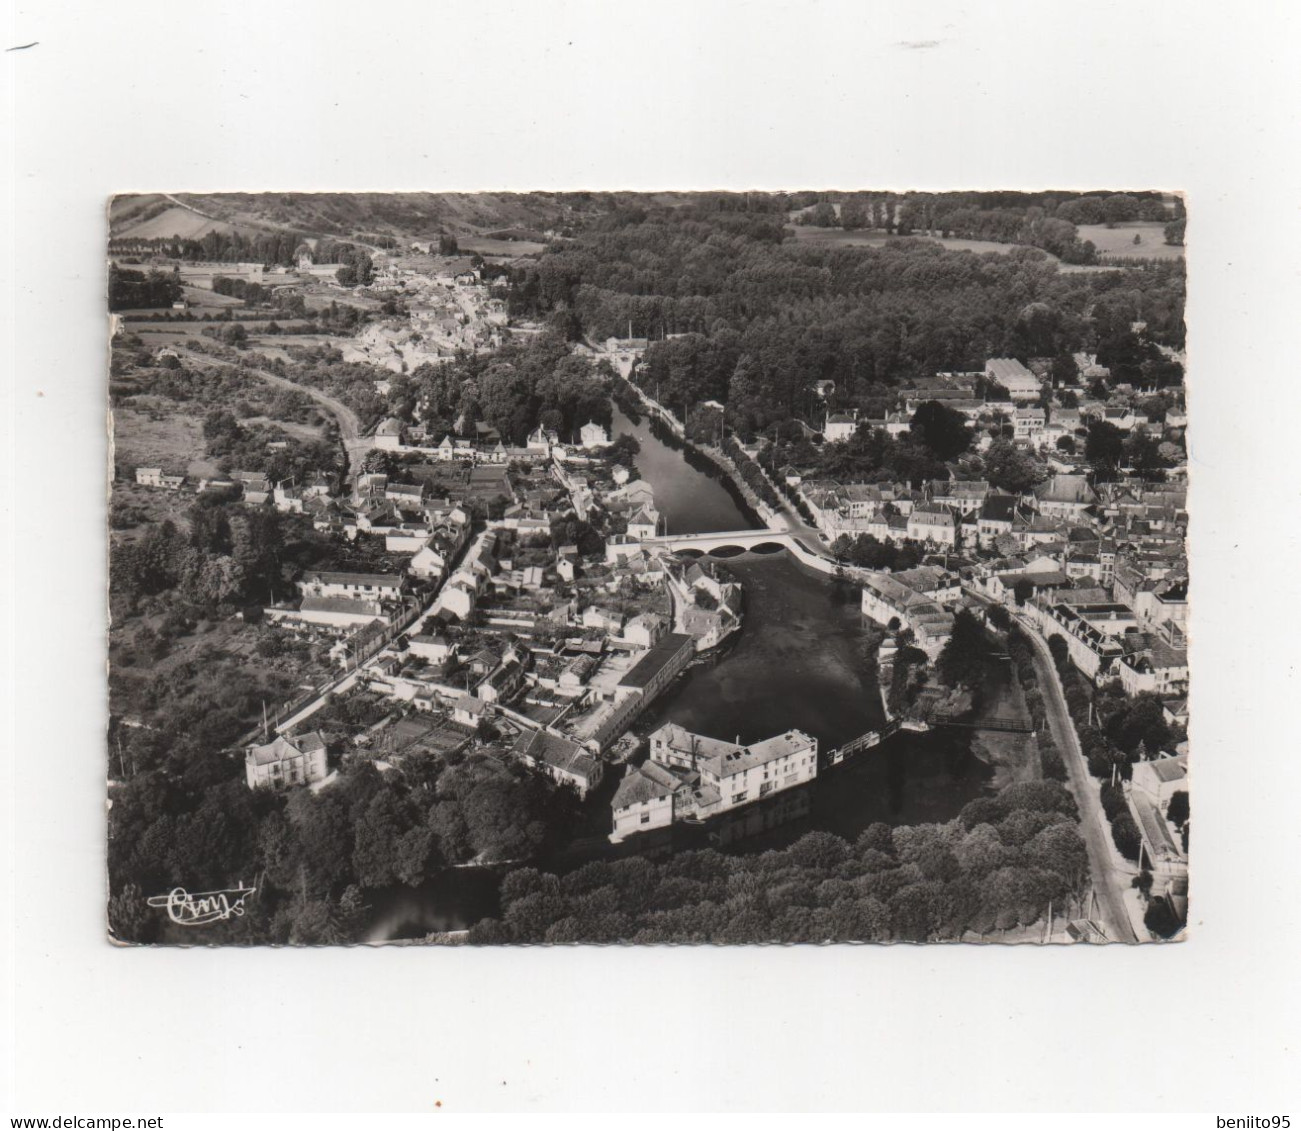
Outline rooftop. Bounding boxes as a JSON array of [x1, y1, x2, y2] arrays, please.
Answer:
[[618, 633, 694, 690], [303, 570, 403, 588]]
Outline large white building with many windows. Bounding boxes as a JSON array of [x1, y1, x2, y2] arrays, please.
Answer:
[[610, 723, 818, 842]]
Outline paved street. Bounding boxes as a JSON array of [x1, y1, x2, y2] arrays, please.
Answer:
[[1015, 614, 1140, 943]]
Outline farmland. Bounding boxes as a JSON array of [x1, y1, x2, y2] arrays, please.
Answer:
[[787, 226, 1030, 257], [110, 402, 220, 479], [114, 204, 236, 241], [1075, 221, 1183, 260]]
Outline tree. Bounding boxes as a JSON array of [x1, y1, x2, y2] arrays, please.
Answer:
[[1049, 353, 1077, 388], [1101, 193, 1140, 227], [1084, 419, 1125, 470], [1013, 578, 1034, 607], [1046, 634, 1069, 668], [1110, 812, 1142, 862], [909, 400, 971, 461], [108, 882, 156, 944], [1165, 790, 1190, 830], [352, 790, 414, 888], [1144, 896, 1185, 939], [1122, 430, 1169, 479], [438, 233, 459, 255], [1163, 218, 1185, 246], [983, 438, 1042, 494], [937, 609, 990, 691]]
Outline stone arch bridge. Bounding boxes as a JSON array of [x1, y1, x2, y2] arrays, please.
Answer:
[[642, 529, 807, 557]]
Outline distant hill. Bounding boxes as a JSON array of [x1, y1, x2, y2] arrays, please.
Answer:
[[110, 191, 617, 245]]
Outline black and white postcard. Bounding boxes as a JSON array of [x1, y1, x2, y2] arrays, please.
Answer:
[[106, 190, 1189, 946]]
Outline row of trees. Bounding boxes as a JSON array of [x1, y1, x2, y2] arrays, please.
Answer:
[[112, 227, 312, 267], [109, 265, 183, 311], [468, 781, 1088, 943], [830, 534, 927, 571]]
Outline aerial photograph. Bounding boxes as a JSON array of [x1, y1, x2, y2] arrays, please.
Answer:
[[105, 190, 1189, 945]]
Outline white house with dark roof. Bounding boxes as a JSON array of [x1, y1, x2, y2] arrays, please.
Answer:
[[385, 481, 426, 507], [245, 731, 328, 790], [626, 506, 659, 541], [1034, 474, 1096, 520], [408, 633, 457, 664], [451, 694, 489, 730], [825, 412, 859, 443], [610, 761, 686, 840], [280, 596, 386, 629], [907, 504, 957, 548], [646, 722, 818, 815], [299, 571, 405, 602], [1132, 753, 1187, 808]]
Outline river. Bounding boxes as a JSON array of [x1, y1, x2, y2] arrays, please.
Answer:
[[614, 402, 993, 843], [366, 400, 994, 938], [608, 401, 760, 535]]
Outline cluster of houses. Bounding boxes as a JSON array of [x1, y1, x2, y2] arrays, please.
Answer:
[[813, 356, 1185, 459], [243, 426, 755, 808], [835, 470, 1188, 703], [372, 417, 610, 466], [802, 357, 1193, 906], [830, 457, 1190, 893]]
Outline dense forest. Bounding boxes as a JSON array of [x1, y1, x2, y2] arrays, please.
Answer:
[[501, 201, 1184, 438], [467, 780, 1087, 943]]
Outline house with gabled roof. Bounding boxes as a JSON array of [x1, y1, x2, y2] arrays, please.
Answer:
[[1035, 474, 1097, 520], [374, 417, 407, 450], [511, 729, 604, 798], [245, 731, 329, 790]]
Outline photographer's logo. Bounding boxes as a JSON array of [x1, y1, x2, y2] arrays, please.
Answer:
[[147, 884, 256, 926]]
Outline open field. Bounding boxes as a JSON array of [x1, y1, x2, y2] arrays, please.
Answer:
[[456, 235, 547, 257], [787, 226, 1030, 256], [116, 204, 235, 241], [1076, 221, 1183, 259], [111, 403, 220, 479], [180, 285, 243, 308], [126, 325, 317, 355], [239, 415, 326, 442]]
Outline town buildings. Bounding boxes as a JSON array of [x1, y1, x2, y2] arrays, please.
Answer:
[[610, 722, 818, 842]]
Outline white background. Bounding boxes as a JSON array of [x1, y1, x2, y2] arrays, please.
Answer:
[[4, 0, 1300, 1114]]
